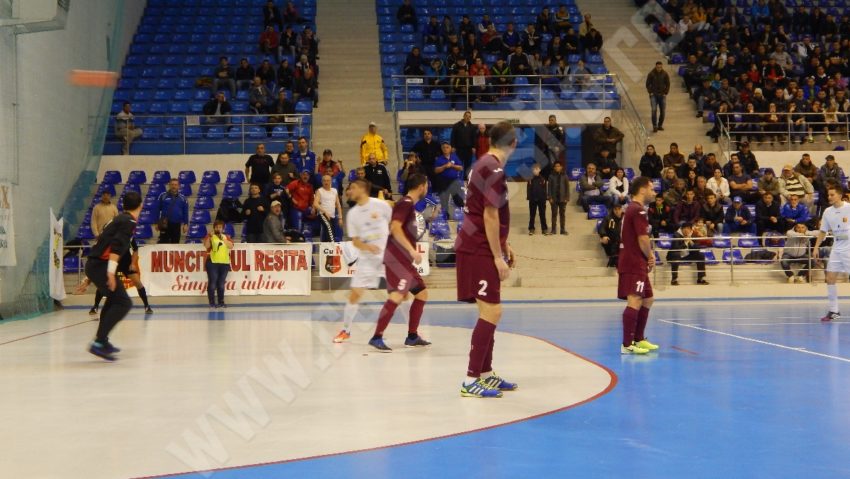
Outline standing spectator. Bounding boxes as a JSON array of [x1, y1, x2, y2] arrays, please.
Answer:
[[607, 168, 630, 206], [214, 57, 236, 99], [204, 220, 234, 308], [359, 122, 389, 165], [293, 68, 318, 107], [259, 25, 280, 58], [662, 142, 685, 169], [756, 192, 783, 237], [639, 144, 663, 178], [646, 61, 670, 132], [508, 45, 532, 79], [781, 223, 812, 283], [292, 136, 317, 173], [235, 58, 255, 91], [114, 102, 143, 155], [157, 179, 189, 244], [262, 200, 288, 243], [598, 204, 623, 267], [262, 0, 283, 32], [548, 162, 570, 235], [536, 114, 564, 177], [434, 142, 465, 219], [475, 124, 489, 160], [667, 223, 709, 286], [91, 191, 118, 237], [578, 163, 611, 211], [286, 170, 315, 231], [242, 183, 269, 243], [591, 117, 624, 161], [364, 153, 392, 198], [451, 111, 477, 172], [701, 192, 725, 235], [265, 173, 288, 215], [527, 164, 548, 235], [724, 197, 755, 234], [248, 76, 272, 114], [245, 143, 274, 186], [396, 0, 416, 29], [412, 129, 442, 182], [271, 152, 297, 186], [317, 149, 344, 177], [203, 91, 232, 124], [313, 175, 343, 241]]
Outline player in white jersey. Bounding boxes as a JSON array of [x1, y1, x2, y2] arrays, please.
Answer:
[[334, 179, 394, 343], [813, 182, 850, 322]]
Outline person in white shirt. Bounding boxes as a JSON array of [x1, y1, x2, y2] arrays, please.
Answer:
[[114, 102, 143, 155], [706, 168, 731, 205], [813, 183, 850, 322], [333, 179, 407, 343], [607, 167, 630, 205], [313, 174, 343, 242]]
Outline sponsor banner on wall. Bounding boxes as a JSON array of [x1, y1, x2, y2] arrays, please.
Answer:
[[138, 243, 312, 296], [48, 209, 66, 301], [0, 181, 16, 266], [318, 242, 431, 278]]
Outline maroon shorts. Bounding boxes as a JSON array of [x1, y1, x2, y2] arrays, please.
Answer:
[[617, 272, 653, 300], [456, 253, 501, 304], [385, 261, 426, 295]]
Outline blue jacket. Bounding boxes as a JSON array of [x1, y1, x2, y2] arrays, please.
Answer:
[[435, 153, 463, 181], [724, 204, 752, 224], [157, 191, 189, 224], [292, 149, 317, 174], [781, 203, 809, 223]]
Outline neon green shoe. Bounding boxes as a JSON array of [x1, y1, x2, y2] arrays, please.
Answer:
[[620, 343, 649, 355], [635, 339, 660, 351]]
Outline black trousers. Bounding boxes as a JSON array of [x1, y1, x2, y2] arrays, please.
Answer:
[[159, 221, 182, 244], [528, 200, 548, 231], [456, 147, 474, 172], [86, 259, 132, 344], [668, 251, 706, 281]]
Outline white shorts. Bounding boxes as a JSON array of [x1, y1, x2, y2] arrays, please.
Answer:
[[350, 256, 385, 289], [826, 252, 850, 273]]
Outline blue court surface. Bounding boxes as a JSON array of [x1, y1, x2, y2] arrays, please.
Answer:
[[132, 299, 850, 479]]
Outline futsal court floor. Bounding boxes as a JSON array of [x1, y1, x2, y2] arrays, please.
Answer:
[[1, 298, 849, 478]]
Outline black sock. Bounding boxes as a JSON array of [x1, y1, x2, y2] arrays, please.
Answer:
[[407, 332, 418, 340], [138, 287, 150, 308]]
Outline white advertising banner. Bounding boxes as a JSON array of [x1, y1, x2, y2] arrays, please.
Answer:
[[49, 208, 66, 301], [138, 243, 313, 296], [318, 241, 431, 278], [0, 181, 15, 266]]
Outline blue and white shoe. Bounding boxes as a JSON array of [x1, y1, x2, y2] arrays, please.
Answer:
[[88, 341, 117, 361], [460, 378, 503, 398], [483, 373, 518, 391], [368, 337, 392, 352], [404, 335, 431, 347]]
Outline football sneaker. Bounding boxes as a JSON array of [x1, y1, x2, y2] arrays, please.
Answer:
[[821, 311, 841, 322], [404, 335, 431, 347], [333, 330, 351, 343], [461, 378, 503, 398], [483, 372, 518, 391], [635, 339, 659, 351], [368, 337, 392, 352], [621, 343, 650, 355]]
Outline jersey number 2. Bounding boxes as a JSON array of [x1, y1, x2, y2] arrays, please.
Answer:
[[478, 280, 488, 297]]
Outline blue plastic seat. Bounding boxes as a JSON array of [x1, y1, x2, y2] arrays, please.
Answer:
[[223, 183, 243, 198], [713, 236, 732, 248], [722, 249, 745, 265], [226, 170, 245, 183], [227, 126, 243, 139], [135, 224, 154, 240], [122, 183, 141, 195], [138, 209, 157, 225], [656, 233, 673, 249], [201, 170, 221, 184], [569, 168, 584, 181], [247, 126, 266, 139], [197, 183, 217, 197], [702, 250, 719, 265], [151, 170, 171, 184], [186, 126, 203, 139], [205, 126, 225, 139], [587, 204, 607, 219], [271, 126, 289, 138], [178, 170, 196, 184], [178, 183, 193, 196], [127, 170, 147, 184], [195, 196, 215, 209], [162, 127, 182, 140], [63, 255, 81, 274], [146, 184, 165, 199], [102, 170, 122, 184], [187, 223, 207, 239], [77, 224, 95, 240], [98, 183, 116, 197], [191, 209, 211, 224]]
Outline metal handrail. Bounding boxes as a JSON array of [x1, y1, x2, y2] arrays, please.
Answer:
[[716, 111, 850, 151]]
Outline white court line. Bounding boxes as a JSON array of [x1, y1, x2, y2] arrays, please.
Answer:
[[735, 322, 815, 326], [658, 319, 850, 363]]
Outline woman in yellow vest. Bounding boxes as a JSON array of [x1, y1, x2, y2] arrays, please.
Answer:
[[203, 219, 234, 308]]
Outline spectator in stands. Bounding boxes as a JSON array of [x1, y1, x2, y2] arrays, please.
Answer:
[[423, 16, 440, 45], [757, 168, 781, 200], [607, 168, 630, 206], [404, 47, 425, 76], [203, 91, 232, 124], [662, 142, 684, 169], [293, 67, 318, 107], [242, 183, 269, 243], [235, 58, 255, 91], [426, 58, 448, 92], [157, 179, 189, 244], [259, 25, 280, 58], [701, 192, 725, 235], [396, 0, 416, 29], [272, 152, 297, 186], [522, 24, 541, 54], [677, 156, 699, 180], [91, 191, 118, 237], [781, 194, 811, 231], [360, 122, 389, 165], [674, 189, 700, 226], [649, 195, 675, 236], [554, 5, 571, 34], [434, 142, 464, 219], [582, 28, 603, 54], [317, 165, 344, 197], [283, 1, 302, 24], [249, 76, 273, 114], [781, 223, 812, 283], [779, 164, 814, 208], [527, 164, 548, 235], [490, 57, 511, 96], [503, 22, 520, 51], [736, 142, 759, 177], [262, 0, 283, 32], [660, 167, 678, 192], [687, 144, 706, 165], [469, 58, 490, 101], [646, 61, 670, 133], [536, 7, 553, 34], [595, 148, 618, 180], [364, 153, 392, 198], [707, 168, 732, 205], [278, 27, 298, 61], [699, 153, 721, 179], [313, 175, 343, 242], [598, 204, 623, 267], [257, 59, 277, 87], [639, 144, 663, 179], [297, 27, 319, 63], [591, 117, 624, 162], [451, 111, 477, 172], [664, 178, 686, 207], [440, 15, 456, 47], [794, 153, 819, 188], [265, 173, 288, 214], [667, 223, 709, 286], [548, 161, 570, 236], [725, 196, 755, 234], [450, 67, 471, 111], [459, 14, 475, 38], [214, 57, 236, 99], [245, 143, 274, 186], [728, 161, 758, 204], [263, 200, 287, 243], [400, 152, 425, 186], [287, 170, 314, 231], [578, 163, 611, 211], [412, 129, 441, 182], [536, 115, 564, 177], [318, 149, 344, 178], [268, 90, 295, 132], [354, 167, 383, 198], [508, 45, 532, 80], [756, 191, 782, 237], [114, 102, 143, 156], [475, 123, 489, 160], [293, 136, 317, 173], [817, 154, 844, 200]]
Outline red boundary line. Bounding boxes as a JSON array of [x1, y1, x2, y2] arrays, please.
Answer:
[[132, 333, 618, 479], [0, 319, 95, 347], [671, 345, 699, 356]]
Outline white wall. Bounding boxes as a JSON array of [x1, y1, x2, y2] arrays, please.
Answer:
[[0, 0, 144, 308]]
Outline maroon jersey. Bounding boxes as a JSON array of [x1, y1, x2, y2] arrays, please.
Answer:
[[384, 196, 418, 264], [455, 153, 510, 257], [618, 201, 651, 274]]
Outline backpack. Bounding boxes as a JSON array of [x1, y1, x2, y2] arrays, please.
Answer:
[[216, 197, 243, 223]]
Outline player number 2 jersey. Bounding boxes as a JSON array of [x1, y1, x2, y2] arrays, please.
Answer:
[[821, 201, 850, 254], [618, 202, 651, 274], [346, 197, 393, 261], [455, 153, 510, 257]]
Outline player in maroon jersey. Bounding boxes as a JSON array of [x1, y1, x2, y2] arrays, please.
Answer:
[[617, 176, 661, 355], [455, 121, 518, 398], [368, 173, 432, 352]]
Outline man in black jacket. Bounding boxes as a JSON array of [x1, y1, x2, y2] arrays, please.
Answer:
[[450, 111, 477, 172], [536, 114, 565, 178], [203, 92, 232, 124], [364, 153, 392, 197], [214, 57, 236, 99], [755, 191, 782, 237], [243, 183, 269, 243], [396, 0, 416, 29], [548, 162, 570, 235], [666, 223, 708, 286], [527, 164, 548, 235], [412, 129, 442, 183], [599, 203, 623, 267], [86, 191, 143, 361], [262, 0, 283, 31]]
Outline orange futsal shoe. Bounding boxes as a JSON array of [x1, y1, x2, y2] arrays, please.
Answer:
[[333, 330, 351, 343]]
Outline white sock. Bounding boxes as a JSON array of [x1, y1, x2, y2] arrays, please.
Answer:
[[464, 376, 479, 386], [481, 370, 493, 378], [342, 302, 359, 333], [828, 284, 839, 313]]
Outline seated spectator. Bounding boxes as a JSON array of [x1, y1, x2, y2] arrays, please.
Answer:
[[235, 58, 255, 91], [433, 142, 464, 219], [755, 192, 782, 237], [781, 194, 811, 230], [400, 152, 425, 185], [817, 154, 844, 199], [404, 47, 425, 76], [507, 45, 532, 79], [698, 153, 721, 180], [663, 178, 686, 207], [554, 5, 572, 33], [450, 67, 471, 111], [727, 162, 758, 204], [283, 1, 302, 24], [359, 122, 388, 165], [736, 142, 759, 177], [313, 175, 343, 242], [354, 167, 383, 198], [293, 68, 318, 107], [426, 58, 448, 92], [440, 15, 457, 47], [794, 153, 819, 189], [536, 7, 553, 34], [687, 144, 706, 165], [527, 164, 548, 235], [114, 101, 142, 155], [583, 28, 603, 54], [660, 167, 678, 192], [778, 164, 814, 208], [396, 0, 416, 29], [469, 58, 491, 102], [262, 200, 288, 243], [639, 144, 663, 178], [297, 27, 319, 63], [598, 204, 623, 267], [649, 195, 675, 236], [423, 16, 440, 45], [268, 90, 295, 132], [781, 223, 812, 283], [279, 26, 298, 60], [503, 22, 520, 50], [677, 156, 699, 180], [674, 189, 701, 226], [245, 143, 274, 186], [667, 222, 709, 286], [259, 25, 280, 58], [595, 148, 618, 180], [286, 170, 314, 231], [578, 163, 611, 211], [276, 58, 294, 91], [724, 196, 756, 234], [271, 152, 297, 186], [607, 168, 630, 206], [262, 0, 283, 31], [662, 142, 685, 169], [490, 58, 511, 97], [757, 168, 781, 200], [249, 76, 273, 114], [214, 57, 236, 98], [458, 14, 475, 38], [203, 91, 232, 124], [521, 23, 541, 54], [701, 192, 725, 235], [256, 59, 277, 87], [242, 183, 269, 243]]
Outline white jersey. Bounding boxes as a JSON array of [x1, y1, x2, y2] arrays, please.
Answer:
[[820, 202, 850, 256], [346, 197, 393, 261], [317, 188, 338, 218]]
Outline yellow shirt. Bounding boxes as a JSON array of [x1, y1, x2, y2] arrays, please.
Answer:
[[208, 234, 231, 264], [359, 132, 389, 165]]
